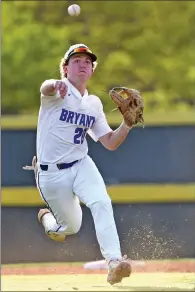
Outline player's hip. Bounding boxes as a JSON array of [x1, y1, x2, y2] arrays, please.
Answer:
[[36, 154, 98, 182], [35, 155, 87, 186], [37, 145, 88, 165]]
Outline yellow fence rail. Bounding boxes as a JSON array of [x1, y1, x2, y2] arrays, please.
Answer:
[[2, 184, 195, 206]]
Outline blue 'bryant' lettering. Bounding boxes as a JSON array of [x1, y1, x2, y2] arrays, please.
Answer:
[[59, 108, 95, 128]]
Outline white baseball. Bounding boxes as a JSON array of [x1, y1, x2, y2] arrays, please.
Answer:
[[68, 4, 81, 16]]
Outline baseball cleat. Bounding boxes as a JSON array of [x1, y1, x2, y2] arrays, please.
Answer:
[[46, 230, 66, 242], [107, 257, 132, 285], [38, 208, 66, 242]]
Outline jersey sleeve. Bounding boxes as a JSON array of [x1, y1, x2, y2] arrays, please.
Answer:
[[88, 97, 112, 142], [40, 79, 55, 100], [40, 79, 68, 102]]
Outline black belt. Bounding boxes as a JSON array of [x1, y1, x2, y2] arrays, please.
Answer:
[[40, 160, 78, 171]]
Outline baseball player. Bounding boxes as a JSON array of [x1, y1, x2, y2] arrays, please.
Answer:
[[24, 44, 139, 285]]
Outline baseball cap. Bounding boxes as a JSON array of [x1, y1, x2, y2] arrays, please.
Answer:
[[64, 44, 97, 64]]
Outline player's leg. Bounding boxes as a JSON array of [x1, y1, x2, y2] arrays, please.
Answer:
[[36, 169, 82, 242], [73, 155, 121, 261], [73, 155, 131, 284], [37, 195, 81, 242]]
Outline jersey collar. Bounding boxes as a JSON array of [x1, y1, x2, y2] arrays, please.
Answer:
[[64, 78, 88, 100]]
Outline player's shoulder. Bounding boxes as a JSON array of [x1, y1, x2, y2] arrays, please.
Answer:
[[88, 94, 103, 108]]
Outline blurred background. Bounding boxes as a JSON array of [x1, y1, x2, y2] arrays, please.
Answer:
[[2, 1, 195, 264]]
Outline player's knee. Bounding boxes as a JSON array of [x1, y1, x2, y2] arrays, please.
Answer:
[[89, 197, 112, 212], [98, 197, 112, 206], [89, 199, 115, 232], [68, 223, 81, 234], [63, 219, 82, 235]]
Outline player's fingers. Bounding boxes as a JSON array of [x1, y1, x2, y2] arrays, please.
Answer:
[[59, 82, 67, 90], [59, 85, 67, 99], [59, 84, 67, 92], [59, 88, 67, 96], [58, 89, 65, 99], [54, 81, 60, 90], [55, 82, 67, 99], [54, 81, 65, 91], [56, 90, 64, 99], [62, 83, 68, 93]]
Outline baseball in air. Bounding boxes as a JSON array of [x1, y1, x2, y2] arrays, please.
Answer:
[[68, 4, 81, 16]]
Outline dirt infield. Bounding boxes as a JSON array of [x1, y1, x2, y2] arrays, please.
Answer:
[[2, 260, 195, 275]]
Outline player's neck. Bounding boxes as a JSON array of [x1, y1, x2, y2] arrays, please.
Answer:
[[68, 78, 87, 96]]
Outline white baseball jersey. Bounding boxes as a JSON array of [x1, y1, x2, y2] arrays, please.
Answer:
[[36, 78, 112, 164]]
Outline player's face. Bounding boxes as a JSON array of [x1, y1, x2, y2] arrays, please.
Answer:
[[64, 54, 93, 82]]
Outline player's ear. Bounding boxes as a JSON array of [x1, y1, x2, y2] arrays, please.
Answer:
[[63, 64, 68, 76]]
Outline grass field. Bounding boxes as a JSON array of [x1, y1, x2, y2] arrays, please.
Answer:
[[2, 273, 195, 291], [2, 261, 195, 291]]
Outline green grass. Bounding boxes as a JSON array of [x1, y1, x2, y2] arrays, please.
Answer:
[[2, 273, 194, 291], [2, 110, 195, 129]]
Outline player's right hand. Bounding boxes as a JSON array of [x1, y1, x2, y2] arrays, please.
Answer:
[[54, 81, 68, 99]]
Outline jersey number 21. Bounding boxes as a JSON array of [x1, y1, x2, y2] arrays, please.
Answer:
[[74, 127, 87, 144]]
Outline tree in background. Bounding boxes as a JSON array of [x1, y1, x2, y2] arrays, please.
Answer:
[[2, 1, 195, 114]]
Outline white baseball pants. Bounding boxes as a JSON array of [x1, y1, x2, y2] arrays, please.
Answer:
[[36, 155, 122, 262]]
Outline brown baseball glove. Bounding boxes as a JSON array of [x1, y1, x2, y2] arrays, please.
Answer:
[[109, 87, 144, 128]]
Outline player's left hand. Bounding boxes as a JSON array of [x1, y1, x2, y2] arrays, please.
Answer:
[[109, 87, 144, 128]]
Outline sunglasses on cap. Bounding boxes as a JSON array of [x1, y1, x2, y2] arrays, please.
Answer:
[[65, 46, 97, 63]]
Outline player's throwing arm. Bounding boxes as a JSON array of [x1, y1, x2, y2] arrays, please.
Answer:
[[40, 80, 68, 99]]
